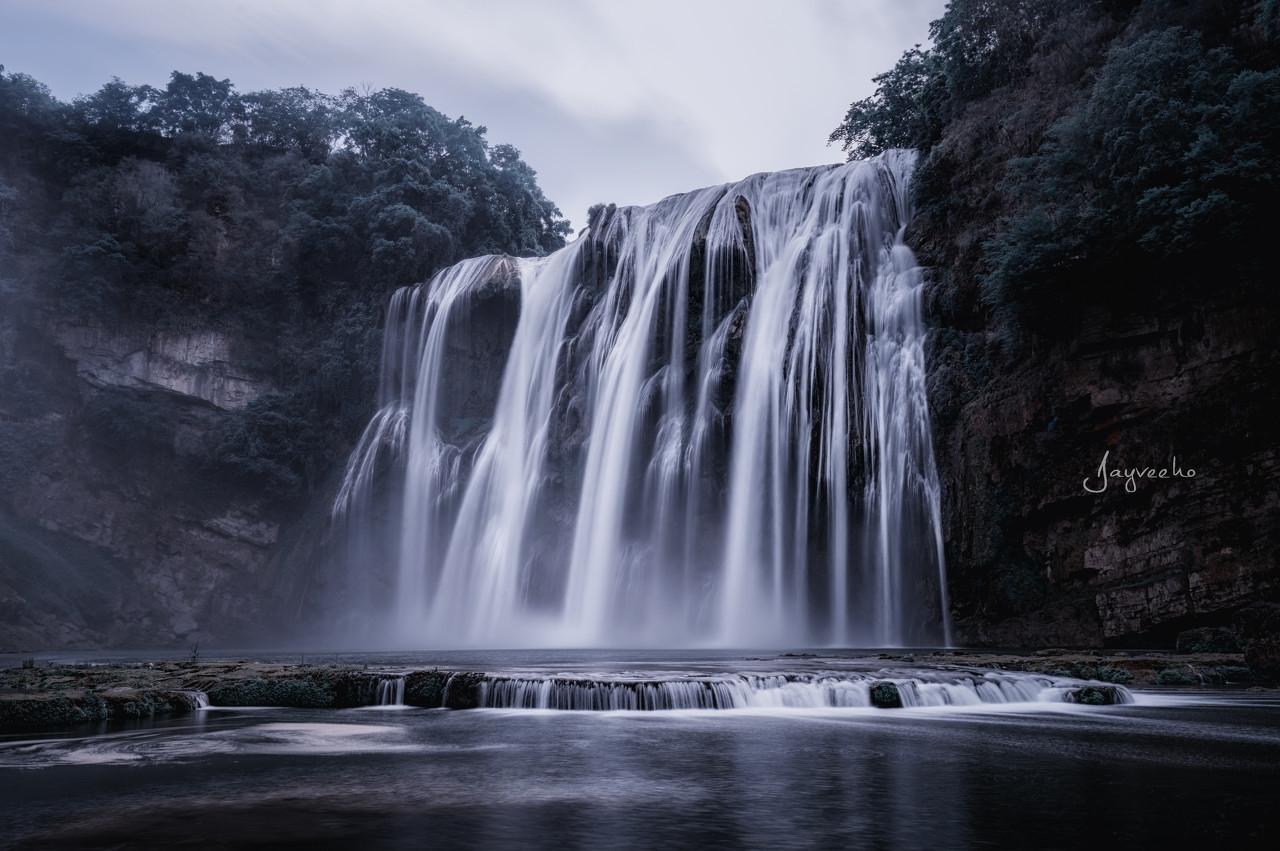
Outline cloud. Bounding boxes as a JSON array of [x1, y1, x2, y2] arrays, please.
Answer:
[[0, 0, 946, 228]]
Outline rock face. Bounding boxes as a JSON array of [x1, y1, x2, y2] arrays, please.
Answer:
[[53, 324, 272, 410], [0, 688, 206, 730], [1235, 603, 1280, 680], [0, 307, 283, 650], [925, 274, 1280, 647], [1, 252, 527, 651]]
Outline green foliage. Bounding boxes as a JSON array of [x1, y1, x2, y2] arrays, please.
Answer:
[[928, 0, 1060, 103], [1155, 668, 1198, 685], [831, 1, 1280, 350], [829, 48, 946, 158], [1052, 663, 1133, 684], [0, 66, 570, 496], [209, 393, 321, 496], [983, 26, 1280, 340], [829, 0, 1060, 157]]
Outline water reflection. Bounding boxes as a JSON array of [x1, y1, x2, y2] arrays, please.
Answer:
[[3, 693, 1279, 848]]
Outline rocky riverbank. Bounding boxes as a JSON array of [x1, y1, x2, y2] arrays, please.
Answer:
[[0, 661, 486, 731], [1, 649, 1268, 732]]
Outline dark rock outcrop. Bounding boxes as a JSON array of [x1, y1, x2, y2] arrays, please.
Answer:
[[0, 309, 284, 650], [1235, 602, 1280, 681], [1065, 685, 1126, 705], [869, 681, 902, 708], [404, 670, 452, 707], [925, 284, 1280, 647], [0, 662, 500, 730], [206, 676, 344, 708], [0, 688, 204, 730], [441, 671, 486, 710]]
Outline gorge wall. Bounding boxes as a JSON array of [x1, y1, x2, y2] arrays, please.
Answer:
[[886, 0, 1280, 646], [924, 269, 1279, 647], [0, 308, 283, 648]]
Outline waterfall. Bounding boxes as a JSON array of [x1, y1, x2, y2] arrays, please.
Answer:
[[334, 150, 949, 648], [473, 672, 1133, 711], [375, 676, 406, 707]]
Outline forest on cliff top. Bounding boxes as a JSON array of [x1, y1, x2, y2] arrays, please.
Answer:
[[0, 69, 569, 496], [833, 0, 1278, 352]]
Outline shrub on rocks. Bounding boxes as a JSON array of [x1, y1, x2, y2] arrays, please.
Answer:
[[1155, 669, 1198, 686], [1175, 627, 1240, 654], [1236, 603, 1280, 681]]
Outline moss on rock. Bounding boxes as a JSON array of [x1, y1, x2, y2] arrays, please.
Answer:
[[1155, 669, 1198, 686], [441, 672, 486, 709], [1065, 685, 1125, 705], [205, 677, 336, 707], [404, 670, 451, 707], [870, 681, 903, 708], [1176, 627, 1240, 654], [0, 688, 207, 730]]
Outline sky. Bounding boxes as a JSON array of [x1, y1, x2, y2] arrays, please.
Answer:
[[0, 0, 946, 230]]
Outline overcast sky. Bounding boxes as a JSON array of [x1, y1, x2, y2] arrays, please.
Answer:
[[1, 0, 946, 230]]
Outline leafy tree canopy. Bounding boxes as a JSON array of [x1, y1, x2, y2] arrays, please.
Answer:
[[0, 66, 570, 495], [830, 0, 1280, 349]]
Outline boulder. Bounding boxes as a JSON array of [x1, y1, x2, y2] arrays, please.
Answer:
[[1065, 685, 1125, 705], [869, 681, 902, 708]]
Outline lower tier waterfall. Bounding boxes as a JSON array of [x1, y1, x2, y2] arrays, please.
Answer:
[[333, 150, 949, 648], [475, 671, 1133, 711]]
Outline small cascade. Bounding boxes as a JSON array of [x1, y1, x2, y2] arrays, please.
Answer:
[[190, 691, 210, 709], [475, 671, 1134, 711], [375, 676, 407, 706]]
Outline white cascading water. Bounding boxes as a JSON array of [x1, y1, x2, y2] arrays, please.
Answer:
[[334, 150, 950, 647], [475, 671, 1133, 711], [375, 676, 407, 706]]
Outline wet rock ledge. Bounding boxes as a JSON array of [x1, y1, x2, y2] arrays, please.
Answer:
[[0, 648, 1265, 732], [0, 662, 486, 731]]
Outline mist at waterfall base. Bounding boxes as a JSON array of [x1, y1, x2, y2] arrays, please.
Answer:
[[328, 151, 948, 649]]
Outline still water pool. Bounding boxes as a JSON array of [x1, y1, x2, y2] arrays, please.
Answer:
[[2, 653, 1278, 849]]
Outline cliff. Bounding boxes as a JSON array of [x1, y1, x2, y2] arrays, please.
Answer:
[[0, 307, 284, 649], [887, 0, 1280, 645], [0, 68, 568, 651], [925, 271, 1279, 646]]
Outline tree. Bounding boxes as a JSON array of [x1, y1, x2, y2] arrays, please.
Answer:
[[152, 71, 237, 140], [0, 66, 571, 496]]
